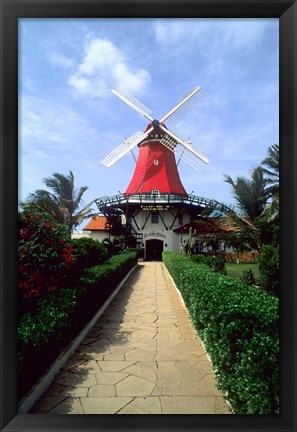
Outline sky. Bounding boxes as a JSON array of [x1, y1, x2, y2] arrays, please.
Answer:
[[19, 18, 279, 231]]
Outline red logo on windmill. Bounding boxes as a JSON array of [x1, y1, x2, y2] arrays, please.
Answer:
[[101, 87, 209, 196]]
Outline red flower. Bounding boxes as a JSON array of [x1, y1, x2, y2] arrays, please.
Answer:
[[30, 273, 43, 282], [19, 281, 30, 289], [64, 251, 73, 263], [20, 227, 29, 237]]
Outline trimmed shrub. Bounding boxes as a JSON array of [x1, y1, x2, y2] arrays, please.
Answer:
[[80, 251, 138, 291], [240, 268, 257, 286], [259, 245, 279, 296], [126, 247, 144, 259], [163, 251, 279, 414], [70, 237, 109, 271], [191, 254, 226, 274]]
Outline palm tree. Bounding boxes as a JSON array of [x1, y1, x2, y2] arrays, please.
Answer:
[[261, 144, 279, 198], [22, 171, 97, 234], [224, 166, 269, 220]]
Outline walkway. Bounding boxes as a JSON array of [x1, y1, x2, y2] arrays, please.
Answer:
[[30, 262, 232, 414]]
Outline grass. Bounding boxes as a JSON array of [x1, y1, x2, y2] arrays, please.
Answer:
[[225, 262, 260, 283]]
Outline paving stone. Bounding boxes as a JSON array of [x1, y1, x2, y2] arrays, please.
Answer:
[[96, 372, 129, 384], [60, 386, 88, 397], [160, 396, 217, 414], [55, 371, 97, 388], [70, 360, 101, 374], [117, 404, 147, 414], [136, 361, 158, 372], [116, 375, 156, 397], [130, 396, 162, 414], [121, 364, 157, 383], [177, 378, 222, 397], [124, 348, 156, 361], [216, 397, 233, 414], [103, 353, 125, 361], [80, 397, 133, 414], [97, 360, 135, 372], [88, 384, 116, 397]]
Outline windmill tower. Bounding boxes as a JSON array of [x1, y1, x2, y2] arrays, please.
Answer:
[[96, 86, 220, 260]]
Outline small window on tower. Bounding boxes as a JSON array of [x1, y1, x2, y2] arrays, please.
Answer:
[[154, 160, 159, 165], [151, 212, 159, 224]]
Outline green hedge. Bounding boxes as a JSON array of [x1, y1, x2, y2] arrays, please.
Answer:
[[190, 254, 226, 274], [70, 237, 109, 269], [80, 251, 138, 290], [163, 251, 279, 414]]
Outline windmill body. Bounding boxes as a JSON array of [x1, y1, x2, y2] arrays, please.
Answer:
[[93, 87, 227, 260], [125, 123, 187, 196]]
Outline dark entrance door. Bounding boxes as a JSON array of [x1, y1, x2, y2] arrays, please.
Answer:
[[146, 239, 163, 261]]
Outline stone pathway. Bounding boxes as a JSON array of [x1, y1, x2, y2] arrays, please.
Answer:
[[30, 261, 232, 414]]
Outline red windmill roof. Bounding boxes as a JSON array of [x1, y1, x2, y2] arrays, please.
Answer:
[[125, 122, 187, 196]]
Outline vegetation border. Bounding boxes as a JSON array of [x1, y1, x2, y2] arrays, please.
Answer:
[[17, 264, 138, 414]]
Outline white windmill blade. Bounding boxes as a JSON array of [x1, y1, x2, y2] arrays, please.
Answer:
[[101, 128, 153, 167], [160, 86, 204, 126], [158, 123, 209, 164], [161, 135, 207, 172], [111, 88, 154, 122]]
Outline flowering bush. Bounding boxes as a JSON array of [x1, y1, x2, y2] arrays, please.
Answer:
[[18, 210, 74, 298]]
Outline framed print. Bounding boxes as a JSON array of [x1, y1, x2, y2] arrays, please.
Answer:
[[1, 0, 296, 431]]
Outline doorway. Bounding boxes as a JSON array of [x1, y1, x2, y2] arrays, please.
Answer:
[[145, 239, 164, 261]]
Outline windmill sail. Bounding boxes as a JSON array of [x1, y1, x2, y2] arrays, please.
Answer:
[[111, 89, 153, 122], [101, 130, 152, 167], [159, 124, 209, 164], [160, 135, 207, 172], [160, 86, 204, 126]]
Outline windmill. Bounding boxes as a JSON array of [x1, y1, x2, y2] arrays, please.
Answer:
[[101, 86, 208, 196], [95, 86, 224, 260]]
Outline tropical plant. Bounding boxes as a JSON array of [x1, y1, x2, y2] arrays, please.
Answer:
[[21, 171, 97, 233], [224, 167, 269, 221], [261, 144, 279, 198]]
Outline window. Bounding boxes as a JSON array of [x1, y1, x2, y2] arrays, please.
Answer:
[[178, 214, 183, 225], [151, 189, 160, 195], [154, 160, 159, 165], [151, 212, 159, 224]]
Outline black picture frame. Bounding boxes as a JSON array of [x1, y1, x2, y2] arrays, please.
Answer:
[[1, 1, 296, 431]]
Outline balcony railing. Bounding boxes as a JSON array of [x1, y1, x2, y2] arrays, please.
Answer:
[[96, 192, 229, 216]]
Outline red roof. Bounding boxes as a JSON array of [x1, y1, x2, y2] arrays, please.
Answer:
[[83, 216, 109, 231], [125, 123, 187, 195]]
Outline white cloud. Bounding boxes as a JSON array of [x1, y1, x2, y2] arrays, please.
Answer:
[[68, 38, 151, 98]]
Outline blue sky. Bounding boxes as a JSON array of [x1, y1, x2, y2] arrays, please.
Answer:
[[19, 18, 279, 230]]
